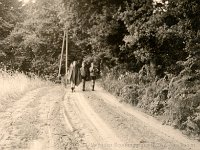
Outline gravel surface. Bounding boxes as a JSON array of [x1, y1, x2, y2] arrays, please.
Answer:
[[0, 84, 199, 150]]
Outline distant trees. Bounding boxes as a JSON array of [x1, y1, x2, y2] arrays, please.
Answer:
[[0, 0, 23, 39], [0, 0, 199, 80], [62, 0, 199, 78], [1, 0, 82, 78], [0, 0, 23, 67]]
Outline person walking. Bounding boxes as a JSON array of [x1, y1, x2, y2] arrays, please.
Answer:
[[80, 61, 87, 91], [89, 62, 98, 91], [68, 60, 81, 92]]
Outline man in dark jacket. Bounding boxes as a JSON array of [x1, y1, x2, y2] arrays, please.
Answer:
[[80, 61, 87, 91]]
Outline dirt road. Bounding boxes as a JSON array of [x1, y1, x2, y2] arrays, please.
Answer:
[[0, 84, 199, 150]]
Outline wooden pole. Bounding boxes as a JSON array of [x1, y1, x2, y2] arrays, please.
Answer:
[[58, 31, 66, 77], [65, 28, 68, 84]]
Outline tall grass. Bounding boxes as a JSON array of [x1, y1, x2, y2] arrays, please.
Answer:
[[0, 70, 51, 111]]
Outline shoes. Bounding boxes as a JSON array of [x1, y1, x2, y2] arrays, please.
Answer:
[[71, 87, 75, 92]]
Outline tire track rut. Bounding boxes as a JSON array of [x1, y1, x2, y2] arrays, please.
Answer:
[[0, 86, 85, 150], [63, 88, 132, 150]]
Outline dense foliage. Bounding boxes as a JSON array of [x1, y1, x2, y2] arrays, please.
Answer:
[[0, 0, 23, 66], [1, 0, 82, 78], [62, 0, 199, 78]]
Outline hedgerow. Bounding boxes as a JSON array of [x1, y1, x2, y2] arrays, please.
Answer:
[[101, 66, 200, 138]]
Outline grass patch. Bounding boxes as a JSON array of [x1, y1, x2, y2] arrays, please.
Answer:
[[0, 70, 52, 111]]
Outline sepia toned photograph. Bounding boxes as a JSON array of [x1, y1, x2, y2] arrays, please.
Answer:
[[0, 0, 199, 149]]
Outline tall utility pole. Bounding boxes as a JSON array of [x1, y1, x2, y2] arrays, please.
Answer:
[[58, 28, 69, 86], [65, 28, 68, 79], [58, 31, 66, 77]]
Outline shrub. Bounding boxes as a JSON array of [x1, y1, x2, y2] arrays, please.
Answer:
[[119, 84, 142, 105], [138, 77, 170, 115], [166, 76, 200, 136], [101, 66, 200, 138]]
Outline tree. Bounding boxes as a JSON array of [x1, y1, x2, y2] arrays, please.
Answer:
[[114, 0, 199, 77], [62, 0, 128, 69], [0, 0, 23, 39], [0, 0, 23, 67], [3, 0, 81, 77]]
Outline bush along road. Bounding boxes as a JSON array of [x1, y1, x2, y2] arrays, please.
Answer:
[[0, 84, 199, 150]]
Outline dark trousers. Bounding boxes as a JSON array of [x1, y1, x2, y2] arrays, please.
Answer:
[[91, 76, 96, 91], [82, 76, 86, 91]]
